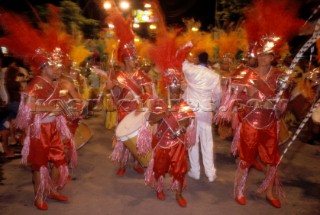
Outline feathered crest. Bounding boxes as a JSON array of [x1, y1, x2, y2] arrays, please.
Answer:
[[148, 30, 191, 85], [177, 18, 216, 60], [242, 0, 304, 56], [69, 45, 92, 67], [0, 5, 72, 74], [215, 28, 248, 59], [106, 0, 136, 62], [147, 0, 191, 85]]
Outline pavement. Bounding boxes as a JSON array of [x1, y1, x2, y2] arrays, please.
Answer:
[[0, 112, 319, 215]]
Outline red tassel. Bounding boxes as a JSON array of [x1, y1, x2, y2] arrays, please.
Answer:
[[137, 118, 152, 155]]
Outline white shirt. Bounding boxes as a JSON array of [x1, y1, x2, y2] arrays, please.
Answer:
[[182, 60, 221, 112]]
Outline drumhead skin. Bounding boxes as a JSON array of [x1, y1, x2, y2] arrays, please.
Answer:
[[116, 111, 147, 141]]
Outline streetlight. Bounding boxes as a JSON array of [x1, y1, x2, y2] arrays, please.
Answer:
[[103, 1, 112, 10], [191, 27, 199, 32], [133, 23, 140, 29], [149, 24, 157, 30], [144, 3, 151, 8], [119, 1, 130, 10], [108, 23, 115, 29]]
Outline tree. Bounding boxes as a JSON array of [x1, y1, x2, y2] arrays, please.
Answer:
[[215, 0, 252, 31], [60, 0, 100, 39]]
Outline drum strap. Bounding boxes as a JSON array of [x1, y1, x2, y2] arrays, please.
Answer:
[[151, 112, 180, 148], [116, 71, 142, 98]]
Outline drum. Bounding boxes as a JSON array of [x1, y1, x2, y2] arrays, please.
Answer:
[[74, 122, 93, 150], [312, 106, 320, 124], [278, 118, 291, 145], [115, 110, 151, 167]]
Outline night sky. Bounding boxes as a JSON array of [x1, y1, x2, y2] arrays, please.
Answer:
[[0, 0, 216, 30], [0, 0, 318, 31]]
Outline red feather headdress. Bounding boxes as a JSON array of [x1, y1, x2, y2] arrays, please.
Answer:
[[147, 0, 191, 86], [0, 5, 72, 75], [106, 2, 136, 63], [148, 30, 192, 86], [243, 0, 304, 57]]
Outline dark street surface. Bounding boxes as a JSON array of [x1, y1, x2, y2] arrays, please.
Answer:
[[0, 112, 319, 215]]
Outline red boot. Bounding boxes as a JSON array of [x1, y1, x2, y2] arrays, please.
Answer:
[[235, 196, 246, 205], [266, 197, 281, 208], [133, 166, 144, 174], [156, 191, 165, 200], [48, 192, 69, 202], [34, 199, 48, 210], [116, 167, 126, 176], [176, 194, 187, 207]]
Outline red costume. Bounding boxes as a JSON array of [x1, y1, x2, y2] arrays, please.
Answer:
[[217, 64, 288, 201], [231, 66, 286, 165], [0, 5, 77, 210], [114, 70, 152, 122], [110, 69, 154, 166], [145, 99, 195, 192], [16, 75, 72, 201]]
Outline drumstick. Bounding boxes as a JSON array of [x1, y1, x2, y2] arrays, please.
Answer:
[[167, 86, 171, 109]]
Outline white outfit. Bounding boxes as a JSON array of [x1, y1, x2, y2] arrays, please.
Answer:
[[182, 60, 221, 181]]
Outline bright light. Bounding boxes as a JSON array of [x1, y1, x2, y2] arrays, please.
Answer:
[[144, 3, 151, 8], [149, 24, 157, 30], [134, 38, 140, 43], [191, 27, 199, 32], [103, 1, 112, 10], [119, 1, 130, 10], [108, 23, 114, 29], [133, 23, 140, 28]]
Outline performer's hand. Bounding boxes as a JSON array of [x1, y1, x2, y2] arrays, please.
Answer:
[[48, 104, 62, 116], [106, 79, 114, 90], [148, 111, 165, 124]]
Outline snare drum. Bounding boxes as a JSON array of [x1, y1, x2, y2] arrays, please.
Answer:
[[115, 110, 151, 167]]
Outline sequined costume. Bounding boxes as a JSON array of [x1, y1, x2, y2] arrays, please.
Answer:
[[16, 76, 71, 200], [217, 65, 287, 198], [145, 99, 195, 192], [110, 69, 154, 166]]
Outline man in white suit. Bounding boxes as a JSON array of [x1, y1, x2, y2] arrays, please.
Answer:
[[182, 52, 221, 182]]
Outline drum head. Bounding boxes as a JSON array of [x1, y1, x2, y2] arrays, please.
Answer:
[[116, 111, 147, 141]]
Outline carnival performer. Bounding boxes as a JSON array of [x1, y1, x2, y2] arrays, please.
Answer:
[[144, 27, 196, 207], [182, 51, 221, 182], [106, 3, 155, 176], [18, 52, 71, 210], [0, 7, 76, 210], [215, 0, 304, 208], [217, 39, 288, 208]]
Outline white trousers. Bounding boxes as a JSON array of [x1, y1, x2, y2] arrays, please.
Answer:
[[188, 111, 216, 178]]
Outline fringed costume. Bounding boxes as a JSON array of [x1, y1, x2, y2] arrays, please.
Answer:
[[0, 5, 76, 210], [215, 0, 304, 208]]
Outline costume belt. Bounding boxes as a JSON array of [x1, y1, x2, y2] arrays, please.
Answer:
[[243, 106, 276, 129]]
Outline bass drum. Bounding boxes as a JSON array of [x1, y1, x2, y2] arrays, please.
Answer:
[[116, 110, 151, 167], [312, 106, 320, 125], [278, 118, 291, 145], [74, 122, 93, 150]]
